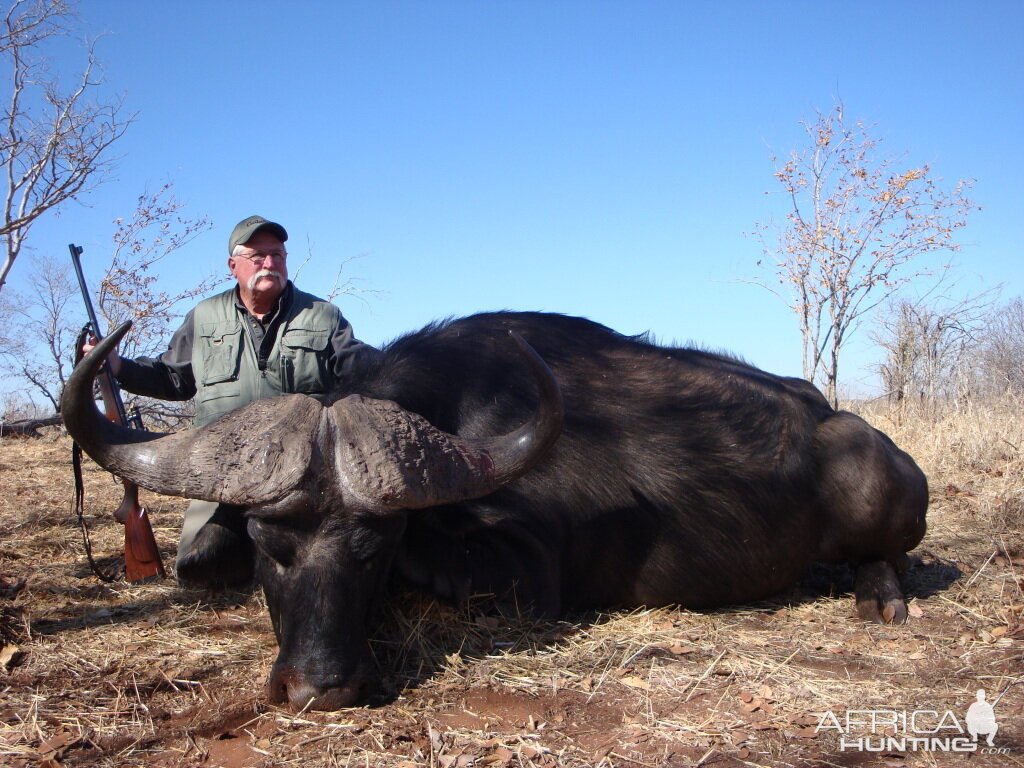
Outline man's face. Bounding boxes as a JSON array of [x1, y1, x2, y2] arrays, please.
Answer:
[[229, 230, 289, 299]]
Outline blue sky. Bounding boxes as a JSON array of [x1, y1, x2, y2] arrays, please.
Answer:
[[15, 1, 1024, 397]]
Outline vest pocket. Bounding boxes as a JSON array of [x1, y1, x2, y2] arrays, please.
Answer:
[[281, 328, 330, 393], [195, 385, 242, 414], [194, 385, 242, 427], [198, 326, 243, 385]]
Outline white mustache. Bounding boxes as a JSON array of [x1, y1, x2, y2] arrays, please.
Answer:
[[248, 269, 284, 290]]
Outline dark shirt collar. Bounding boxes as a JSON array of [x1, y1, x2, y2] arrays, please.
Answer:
[[233, 280, 293, 325]]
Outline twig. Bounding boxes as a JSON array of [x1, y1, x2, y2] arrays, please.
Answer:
[[684, 649, 727, 702]]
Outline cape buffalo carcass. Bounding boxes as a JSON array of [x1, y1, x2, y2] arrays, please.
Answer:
[[62, 311, 928, 711]]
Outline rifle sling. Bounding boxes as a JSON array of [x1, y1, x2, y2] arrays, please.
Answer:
[[72, 440, 121, 583]]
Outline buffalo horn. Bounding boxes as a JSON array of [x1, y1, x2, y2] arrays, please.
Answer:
[[330, 331, 564, 510], [61, 322, 321, 506]]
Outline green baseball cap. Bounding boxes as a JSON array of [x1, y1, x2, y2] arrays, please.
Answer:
[[228, 215, 288, 255]]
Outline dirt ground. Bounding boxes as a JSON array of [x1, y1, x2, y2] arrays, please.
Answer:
[[1, 405, 1021, 768]]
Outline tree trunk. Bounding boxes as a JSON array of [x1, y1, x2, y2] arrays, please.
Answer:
[[0, 415, 62, 438]]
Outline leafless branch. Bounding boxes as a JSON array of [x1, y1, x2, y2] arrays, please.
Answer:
[[291, 237, 382, 306], [0, 184, 217, 411], [0, 0, 133, 293]]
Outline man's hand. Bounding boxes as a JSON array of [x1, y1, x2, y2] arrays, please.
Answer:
[[82, 335, 123, 377]]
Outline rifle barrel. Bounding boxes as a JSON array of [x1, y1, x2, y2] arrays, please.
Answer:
[[68, 243, 129, 426]]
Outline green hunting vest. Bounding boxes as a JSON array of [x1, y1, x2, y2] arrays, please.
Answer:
[[191, 286, 339, 426]]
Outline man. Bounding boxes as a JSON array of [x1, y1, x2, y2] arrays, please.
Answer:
[[84, 215, 376, 588]]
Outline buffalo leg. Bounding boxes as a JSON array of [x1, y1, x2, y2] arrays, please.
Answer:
[[812, 411, 927, 623], [854, 560, 907, 624]]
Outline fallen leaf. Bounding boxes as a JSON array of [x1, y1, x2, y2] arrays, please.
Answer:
[[591, 746, 614, 761], [908, 602, 924, 618], [0, 644, 21, 670], [740, 690, 754, 703], [758, 685, 774, 700], [788, 712, 819, 727], [38, 731, 78, 758], [491, 746, 515, 764], [619, 675, 651, 691]]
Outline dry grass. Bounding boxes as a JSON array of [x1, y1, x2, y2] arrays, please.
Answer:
[[1, 397, 1022, 768]]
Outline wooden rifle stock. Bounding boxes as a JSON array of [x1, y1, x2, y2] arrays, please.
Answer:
[[94, 371, 166, 582], [70, 244, 166, 583]]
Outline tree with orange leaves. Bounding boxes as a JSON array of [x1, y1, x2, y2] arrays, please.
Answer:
[[754, 104, 976, 407]]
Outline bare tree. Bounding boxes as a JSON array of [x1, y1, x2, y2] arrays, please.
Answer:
[[872, 291, 992, 411], [753, 103, 976, 406], [0, 0, 132, 294], [0, 184, 220, 425], [95, 183, 220, 361], [0, 279, 22, 353], [979, 296, 1024, 395], [0, 251, 78, 410]]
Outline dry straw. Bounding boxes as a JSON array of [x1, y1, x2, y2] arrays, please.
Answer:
[[1, 397, 1021, 767]]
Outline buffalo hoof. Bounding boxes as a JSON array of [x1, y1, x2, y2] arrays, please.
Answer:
[[176, 518, 254, 591], [854, 560, 908, 624], [268, 667, 371, 711]]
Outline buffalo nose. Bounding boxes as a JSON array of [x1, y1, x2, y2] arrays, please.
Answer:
[[268, 668, 365, 711]]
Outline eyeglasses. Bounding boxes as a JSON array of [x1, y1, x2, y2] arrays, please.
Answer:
[[236, 250, 287, 265]]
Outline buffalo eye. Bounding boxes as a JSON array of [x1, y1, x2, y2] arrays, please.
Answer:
[[247, 517, 300, 567], [319, 514, 407, 564]]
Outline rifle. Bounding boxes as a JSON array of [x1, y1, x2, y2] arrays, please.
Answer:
[[69, 243, 166, 583]]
